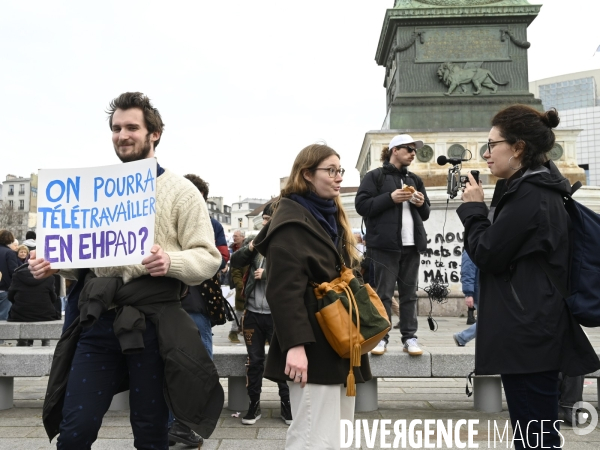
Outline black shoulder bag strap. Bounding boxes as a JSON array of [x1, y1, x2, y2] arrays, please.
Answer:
[[535, 181, 581, 300]]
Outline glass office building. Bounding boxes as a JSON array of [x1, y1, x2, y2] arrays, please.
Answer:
[[530, 70, 600, 186]]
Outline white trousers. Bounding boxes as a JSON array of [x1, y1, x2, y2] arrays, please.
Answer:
[[286, 382, 355, 450]]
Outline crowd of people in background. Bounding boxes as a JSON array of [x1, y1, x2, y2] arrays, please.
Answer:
[[0, 230, 65, 347], [2, 96, 599, 450]]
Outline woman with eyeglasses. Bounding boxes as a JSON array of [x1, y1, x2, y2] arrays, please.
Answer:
[[253, 143, 369, 449], [458, 105, 599, 449]]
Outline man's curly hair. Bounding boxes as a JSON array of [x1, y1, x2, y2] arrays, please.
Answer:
[[184, 174, 209, 200]]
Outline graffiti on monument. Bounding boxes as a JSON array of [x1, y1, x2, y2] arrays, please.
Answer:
[[419, 210, 466, 295], [421, 230, 463, 286]]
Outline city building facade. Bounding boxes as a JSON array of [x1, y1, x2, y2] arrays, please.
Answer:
[[0, 174, 38, 241], [207, 196, 232, 233], [530, 69, 600, 185], [230, 197, 269, 233]]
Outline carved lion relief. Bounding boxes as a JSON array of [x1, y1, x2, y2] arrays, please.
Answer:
[[436, 62, 508, 95]]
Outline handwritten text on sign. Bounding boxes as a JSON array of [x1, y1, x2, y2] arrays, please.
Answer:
[[37, 158, 157, 269]]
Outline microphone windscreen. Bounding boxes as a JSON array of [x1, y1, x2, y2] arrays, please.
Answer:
[[437, 155, 448, 165]]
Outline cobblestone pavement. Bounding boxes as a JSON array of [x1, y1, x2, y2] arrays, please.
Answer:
[[1, 316, 599, 449]]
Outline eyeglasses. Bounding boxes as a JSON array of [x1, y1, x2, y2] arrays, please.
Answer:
[[397, 145, 416, 153], [486, 140, 507, 153], [315, 167, 345, 178]]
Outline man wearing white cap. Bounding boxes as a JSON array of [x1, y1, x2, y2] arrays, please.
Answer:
[[355, 134, 430, 356]]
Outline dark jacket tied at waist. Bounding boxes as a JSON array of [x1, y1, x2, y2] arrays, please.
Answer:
[[43, 275, 224, 441]]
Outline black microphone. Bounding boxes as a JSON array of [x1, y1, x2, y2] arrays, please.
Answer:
[[437, 155, 469, 165]]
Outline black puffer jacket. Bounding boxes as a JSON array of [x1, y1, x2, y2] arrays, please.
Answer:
[[7, 264, 60, 322], [457, 161, 600, 376], [355, 162, 430, 252], [0, 245, 19, 291]]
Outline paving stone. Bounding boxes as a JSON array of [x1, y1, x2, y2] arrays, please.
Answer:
[[0, 417, 43, 427], [0, 438, 55, 450], [217, 439, 286, 449], [377, 400, 433, 410], [0, 426, 38, 438], [256, 427, 288, 440], [21, 427, 53, 438], [96, 427, 135, 438], [210, 426, 258, 439], [428, 400, 508, 410], [220, 415, 288, 428]]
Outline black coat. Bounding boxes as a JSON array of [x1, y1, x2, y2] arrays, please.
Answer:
[[457, 161, 600, 376], [253, 198, 371, 385], [43, 275, 223, 441], [355, 162, 430, 252], [0, 244, 19, 291], [8, 265, 60, 322]]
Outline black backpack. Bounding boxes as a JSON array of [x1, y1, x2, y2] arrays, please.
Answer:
[[537, 181, 600, 327]]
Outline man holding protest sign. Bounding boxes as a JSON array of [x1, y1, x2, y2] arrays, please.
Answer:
[[29, 92, 222, 449]]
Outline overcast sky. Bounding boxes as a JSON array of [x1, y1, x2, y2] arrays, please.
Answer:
[[2, 0, 598, 206]]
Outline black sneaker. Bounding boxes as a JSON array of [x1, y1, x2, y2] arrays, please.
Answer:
[[168, 419, 204, 447], [242, 400, 261, 425], [466, 308, 477, 325], [280, 400, 292, 425]]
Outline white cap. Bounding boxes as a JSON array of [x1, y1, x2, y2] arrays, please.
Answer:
[[389, 134, 424, 150]]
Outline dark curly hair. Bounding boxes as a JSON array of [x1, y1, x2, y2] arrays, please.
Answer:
[[107, 92, 165, 148], [491, 105, 560, 170], [0, 229, 15, 246], [184, 174, 209, 200], [380, 146, 391, 162]]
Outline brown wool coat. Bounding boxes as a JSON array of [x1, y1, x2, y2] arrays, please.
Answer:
[[253, 198, 372, 385]]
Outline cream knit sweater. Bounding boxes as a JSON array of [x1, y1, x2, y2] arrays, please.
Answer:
[[62, 169, 221, 285]]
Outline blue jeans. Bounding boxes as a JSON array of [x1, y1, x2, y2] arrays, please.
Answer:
[[455, 323, 477, 345], [188, 312, 213, 360], [0, 291, 11, 320], [57, 311, 169, 450], [501, 371, 561, 449]]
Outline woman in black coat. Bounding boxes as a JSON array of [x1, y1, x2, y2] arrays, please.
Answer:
[[254, 144, 370, 449], [458, 105, 600, 449], [8, 264, 60, 345], [0, 229, 20, 321]]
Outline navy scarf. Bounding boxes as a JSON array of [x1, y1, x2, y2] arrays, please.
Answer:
[[290, 192, 339, 245], [156, 162, 165, 177]]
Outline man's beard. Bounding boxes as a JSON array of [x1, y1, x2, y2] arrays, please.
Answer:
[[115, 134, 152, 163]]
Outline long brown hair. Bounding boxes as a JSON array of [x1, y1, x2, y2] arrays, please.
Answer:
[[273, 144, 359, 266]]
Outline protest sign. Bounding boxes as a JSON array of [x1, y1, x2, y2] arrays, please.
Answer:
[[36, 158, 156, 269]]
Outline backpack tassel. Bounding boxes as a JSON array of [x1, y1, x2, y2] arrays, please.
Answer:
[[346, 284, 357, 396], [345, 286, 362, 368], [352, 343, 361, 367], [346, 370, 356, 396]]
